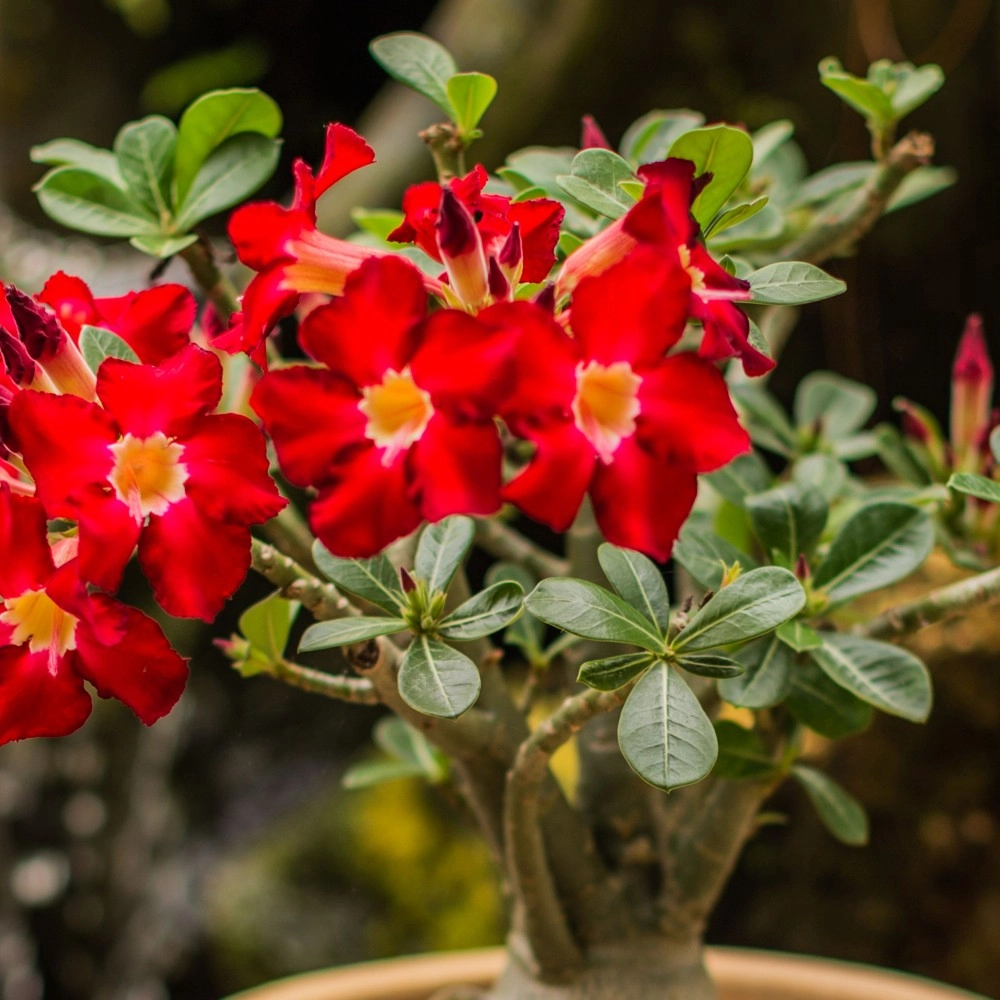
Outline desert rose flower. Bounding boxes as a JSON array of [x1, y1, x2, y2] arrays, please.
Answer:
[[8, 344, 286, 620]]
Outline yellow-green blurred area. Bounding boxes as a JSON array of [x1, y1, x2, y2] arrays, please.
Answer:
[[0, 1, 999, 998]]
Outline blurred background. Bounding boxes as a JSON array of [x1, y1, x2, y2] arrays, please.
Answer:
[[0, 1, 998, 998]]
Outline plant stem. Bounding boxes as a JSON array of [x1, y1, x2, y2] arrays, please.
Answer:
[[271, 659, 379, 704], [179, 240, 241, 322], [250, 538, 358, 622], [857, 563, 1000, 640], [420, 122, 467, 182], [475, 517, 569, 578], [262, 504, 319, 571]]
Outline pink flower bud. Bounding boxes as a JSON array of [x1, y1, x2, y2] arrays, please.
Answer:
[[580, 114, 612, 150], [951, 314, 994, 471]]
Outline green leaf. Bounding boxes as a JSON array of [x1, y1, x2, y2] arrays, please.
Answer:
[[129, 233, 198, 258], [707, 204, 785, 253], [794, 371, 876, 440], [34, 167, 160, 237], [351, 208, 406, 242], [342, 758, 430, 789], [719, 634, 794, 709], [484, 562, 541, 656], [397, 635, 481, 718], [810, 633, 932, 722], [948, 473, 1000, 504], [751, 120, 795, 166], [705, 451, 772, 508], [704, 197, 769, 239], [668, 124, 754, 228], [438, 581, 524, 641], [313, 542, 406, 614], [556, 149, 637, 220], [617, 179, 644, 201], [746, 483, 828, 561], [618, 663, 718, 791], [991, 426, 1000, 466], [174, 87, 282, 205], [446, 72, 497, 135], [672, 567, 805, 652], [31, 138, 124, 186], [792, 764, 869, 846], [812, 502, 934, 604], [578, 652, 656, 692], [747, 261, 846, 305], [620, 109, 705, 166], [791, 454, 848, 501], [714, 721, 776, 780], [786, 657, 874, 738], [370, 32, 457, 115], [888, 62, 944, 118], [299, 615, 406, 652], [791, 162, 874, 208], [729, 383, 797, 457], [673, 521, 758, 591], [885, 166, 956, 214], [239, 591, 299, 661], [525, 578, 665, 652], [345, 717, 448, 788], [78, 325, 141, 371], [776, 620, 822, 653], [819, 57, 895, 122], [174, 132, 281, 230], [676, 652, 744, 679], [114, 115, 176, 216], [597, 543, 669, 633], [414, 516, 475, 595]]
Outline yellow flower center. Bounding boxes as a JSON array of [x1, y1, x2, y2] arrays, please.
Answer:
[[572, 360, 642, 464], [358, 367, 435, 466], [1, 588, 78, 660], [108, 431, 189, 521], [678, 244, 706, 293]]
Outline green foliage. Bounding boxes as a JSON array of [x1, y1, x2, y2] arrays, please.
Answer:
[[437, 582, 525, 641], [792, 764, 869, 846], [299, 616, 406, 652], [78, 325, 140, 371], [667, 124, 754, 228], [343, 717, 449, 789], [597, 543, 670, 632], [786, 658, 873, 739], [714, 721, 776, 781], [746, 482, 828, 563], [948, 473, 1000, 504], [415, 517, 476, 595], [577, 652, 656, 692], [446, 72, 498, 138], [398, 635, 481, 718], [235, 591, 300, 675], [314, 543, 407, 615], [719, 635, 795, 710], [747, 262, 846, 305], [673, 520, 758, 591], [556, 149, 637, 220]]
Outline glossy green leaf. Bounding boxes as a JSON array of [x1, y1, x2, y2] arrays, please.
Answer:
[[812, 502, 934, 604], [239, 590, 298, 662], [668, 124, 753, 228], [597, 543, 669, 633], [948, 473, 1000, 504], [578, 652, 656, 692], [299, 615, 406, 652], [617, 179, 644, 201], [525, 578, 665, 652], [174, 87, 282, 204], [793, 764, 869, 846], [776, 620, 822, 653], [499, 147, 576, 197], [704, 197, 769, 239], [719, 634, 794, 709], [78, 325, 140, 371], [370, 32, 457, 115], [885, 166, 956, 214], [397, 635, 481, 718], [414, 516, 475, 595], [747, 261, 846, 305], [794, 371, 876, 440], [751, 120, 794, 166], [819, 57, 894, 122], [446, 72, 497, 135], [786, 657, 874, 738], [556, 148, 637, 220], [618, 663, 718, 791], [791, 162, 874, 208], [707, 204, 785, 252], [351, 207, 406, 241], [729, 383, 797, 456], [746, 483, 828, 561], [672, 567, 805, 652], [129, 233, 198, 258], [887, 62, 944, 117], [438, 581, 524, 641], [673, 522, 758, 591], [114, 115, 176, 216], [34, 167, 159, 237], [174, 132, 280, 230], [706, 451, 772, 508], [714, 721, 775, 780], [810, 633, 932, 722], [620, 109, 705, 165], [484, 562, 541, 656], [313, 542, 406, 614], [31, 138, 123, 186], [676, 652, 744, 679]]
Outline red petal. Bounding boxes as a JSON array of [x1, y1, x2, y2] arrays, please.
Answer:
[[238, 267, 299, 366], [0, 488, 53, 596], [74, 597, 188, 725], [637, 353, 751, 471], [229, 201, 310, 270], [570, 247, 689, 366], [75, 490, 143, 593], [632, 158, 701, 244], [97, 344, 222, 439], [410, 415, 503, 521], [299, 256, 426, 383], [389, 180, 444, 259], [139, 499, 251, 620], [506, 198, 564, 283], [252, 366, 365, 486], [312, 123, 377, 201], [36, 272, 98, 340], [694, 298, 774, 376], [98, 284, 196, 364], [308, 448, 422, 557], [590, 437, 697, 561], [502, 422, 594, 532], [181, 413, 287, 524], [0, 646, 91, 744]]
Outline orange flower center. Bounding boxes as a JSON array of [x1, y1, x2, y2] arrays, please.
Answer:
[[358, 367, 435, 466], [108, 431, 189, 521], [1, 588, 78, 660], [678, 244, 706, 293], [572, 360, 642, 464]]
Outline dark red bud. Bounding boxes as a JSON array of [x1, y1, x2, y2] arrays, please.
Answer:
[[0, 327, 35, 386], [487, 257, 510, 300], [436, 188, 479, 259], [531, 283, 556, 312], [498, 222, 522, 270], [400, 566, 417, 594], [580, 114, 612, 150], [794, 553, 810, 581], [6, 285, 63, 361]]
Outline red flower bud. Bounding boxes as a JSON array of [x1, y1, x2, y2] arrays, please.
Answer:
[[580, 114, 612, 150], [951, 314, 994, 471], [436, 189, 489, 307]]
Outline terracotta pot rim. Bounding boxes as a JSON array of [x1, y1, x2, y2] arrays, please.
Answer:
[[224, 945, 990, 1000]]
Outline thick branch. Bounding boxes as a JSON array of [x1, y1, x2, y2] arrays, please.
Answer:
[[475, 517, 569, 579], [250, 538, 357, 622], [269, 659, 379, 704], [857, 563, 1000, 641]]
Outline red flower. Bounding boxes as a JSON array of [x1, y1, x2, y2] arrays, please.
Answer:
[[37, 271, 195, 365], [558, 158, 771, 376], [0, 487, 187, 744], [229, 123, 445, 365], [8, 345, 286, 620], [502, 247, 750, 560], [252, 255, 514, 556]]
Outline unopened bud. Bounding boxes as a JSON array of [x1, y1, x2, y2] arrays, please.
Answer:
[[436, 188, 489, 308], [400, 566, 417, 594], [487, 257, 510, 301], [497, 223, 523, 286], [532, 283, 557, 312], [794, 553, 810, 581], [951, 314, 994, 471], [580, 114, 612, 150]]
